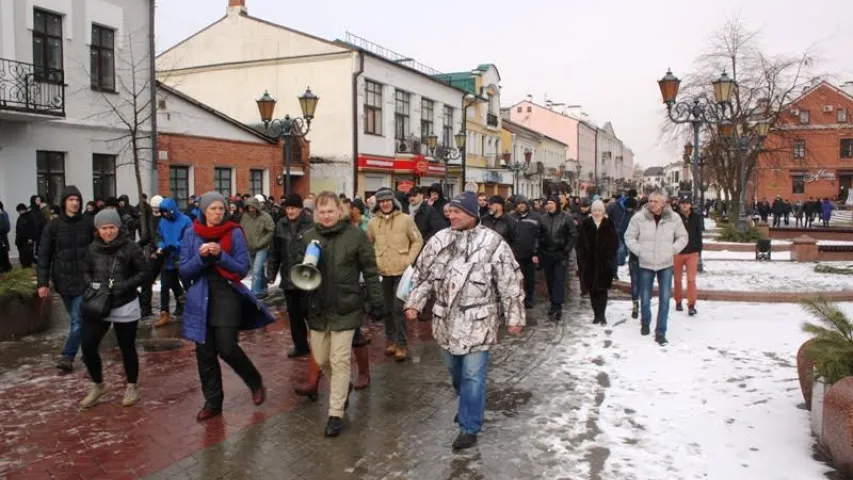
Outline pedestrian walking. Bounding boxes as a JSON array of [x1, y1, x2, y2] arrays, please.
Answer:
[[301, 192, 384, 437], [624, 192, 688, 345], [181, 192, 273, 422], [153, 198, 191, 327], [0, 202, 12, 273], [78, 209, 147, 409], [481, 195, 517, 245], [510, 195, 543, 310], [137, 195, 163, 318], [404, 191, 524, 451], [539, 196, 577, 320], [14, 203, 37, 268], [240, 196, 275, 297], [576, 200, 619, 325], [673, 198, 703, 316], [37, 186, 95, 373]]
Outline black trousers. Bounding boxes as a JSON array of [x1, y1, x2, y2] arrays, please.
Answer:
[[160, 268, 184, 312], [518, 258, 535, 307], [195, 326, 262, 409], [16, 242, 34, 268], [0, 248, 11, 273], [284, 289, 310, 353], [590, 290, 609, 320], [139, 255, 161, 314], [81, 320, 139, 384]]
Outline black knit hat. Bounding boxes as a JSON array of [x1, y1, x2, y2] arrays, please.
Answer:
[[284, 193, 303, 208]]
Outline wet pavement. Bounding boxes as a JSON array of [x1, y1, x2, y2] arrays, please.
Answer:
[[0, 268, 620, 480]]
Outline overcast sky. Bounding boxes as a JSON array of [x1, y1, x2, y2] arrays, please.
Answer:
[[155, 0, 853, 169]]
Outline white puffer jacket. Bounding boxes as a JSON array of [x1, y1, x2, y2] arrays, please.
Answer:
[[624, 205, 688, 271]]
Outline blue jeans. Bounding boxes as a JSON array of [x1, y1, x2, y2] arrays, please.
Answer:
[[638, 267, 673, 335], [250, 248, 269, 295], [442, 349, 489, 435], [629, 257, 640, 301], [60, 295, 83, 360]]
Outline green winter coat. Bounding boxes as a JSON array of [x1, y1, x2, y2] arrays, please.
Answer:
[[301, 220, 383, 331]]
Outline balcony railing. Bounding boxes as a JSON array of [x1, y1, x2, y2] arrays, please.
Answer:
[[487, 113, 498, 127], [0, 58, 65, 117]]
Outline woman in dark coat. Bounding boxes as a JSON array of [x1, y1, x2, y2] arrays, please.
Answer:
[[179, 191, 274, 422], [79, 209, 147, 409], [576, 200, 619, 325]]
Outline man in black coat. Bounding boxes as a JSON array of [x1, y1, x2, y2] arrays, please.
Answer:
[[37, 185, 95, 373], [510, 195, 542, 309], [14, 203, 37, 268], [480, 195, 517, 246], [539, 196, 577, 320], [408, 186, 446, 244]]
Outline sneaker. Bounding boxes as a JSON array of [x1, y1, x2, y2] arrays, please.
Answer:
[[631, 300, 639, 319], [324, 416, 344, 437], [452, 432, 478, 450], [122, 384, 139, 407], [688, 305, 697, 316], [655, 334, 669, 346], [56, 357, 73, 374], [640, 325, 650, 336], [79, 383, 107, 409], [675, 302, 684, 312]]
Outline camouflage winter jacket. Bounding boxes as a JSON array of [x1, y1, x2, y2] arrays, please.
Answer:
[[404, 225, 525, 355]]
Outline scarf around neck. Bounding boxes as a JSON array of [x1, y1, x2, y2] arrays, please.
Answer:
[[192, 220, 243, 283]]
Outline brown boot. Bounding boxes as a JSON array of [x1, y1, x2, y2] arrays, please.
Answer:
[[293, 356, 322, 401], [353, 346, 370, 390], [154, 312, 170, 328], [384, 343, 397, 356], [394, 346, 408, 362]]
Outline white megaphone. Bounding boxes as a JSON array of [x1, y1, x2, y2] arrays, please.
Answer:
[[290, 240, 322, 291]]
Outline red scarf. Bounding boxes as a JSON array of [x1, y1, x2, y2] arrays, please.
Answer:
[[193, 220, 244, 283]]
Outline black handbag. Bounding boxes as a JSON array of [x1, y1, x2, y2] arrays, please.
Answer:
[[82, 258, 117, 321]]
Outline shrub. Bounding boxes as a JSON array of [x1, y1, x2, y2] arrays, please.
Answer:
[[0, 267, 37, 297], [717, 223, 761, 243], [815, 265, 853, 276], [802, 296, 853, 385]]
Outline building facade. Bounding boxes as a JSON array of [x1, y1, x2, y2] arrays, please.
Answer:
[[754, 81, 853, 202], [538, 135, 570, 196], [508, 100, 580, 170], [156, 1, 466, 198], [156, 83, 308, 207], [0, 0, 155, 255], [501, 119, 543, 199]]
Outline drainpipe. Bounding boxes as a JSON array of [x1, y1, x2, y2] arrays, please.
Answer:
[[148, 0, 158, 195], [351, 52, 364, 197]]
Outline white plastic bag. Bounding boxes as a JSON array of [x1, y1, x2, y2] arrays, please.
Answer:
[[396, 265, 415, 302]]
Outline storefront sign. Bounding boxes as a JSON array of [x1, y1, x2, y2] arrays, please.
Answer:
[[397, 180, 414, 193], [357, 155, 445, 175], [803, 169, 836, 183]]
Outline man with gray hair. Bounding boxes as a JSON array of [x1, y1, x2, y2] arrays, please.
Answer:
[[624, 192, 688, 346]]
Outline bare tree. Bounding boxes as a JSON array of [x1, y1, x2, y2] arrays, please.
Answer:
[[660, 17, 821, 222]]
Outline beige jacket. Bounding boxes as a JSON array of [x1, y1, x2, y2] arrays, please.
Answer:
[[367, 210, 423, 276], [404, 225, 525, 355]]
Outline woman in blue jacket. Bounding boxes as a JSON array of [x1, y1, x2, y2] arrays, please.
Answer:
[[180, 192, 274, 422]]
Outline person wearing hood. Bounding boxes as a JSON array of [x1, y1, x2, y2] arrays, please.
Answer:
[[240, 196, 275, 298], [153, 197, 192, 327], [37, 185, 96, 373], [78, 209, 147, 409], [510, 195, 543, 309], [180, 192, 274, 422], [117, 194, 139, 240], [138, 195, 163, 318], [14, 203, 38, 268], [427, 183, 448, 213], [539, 196, 577, 320], [408, 186, 446, 243], [367, 187, 423, 362]]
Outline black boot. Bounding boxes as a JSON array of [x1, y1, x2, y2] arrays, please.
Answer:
[[675, 302, 683, 312], [655, 334, 668, 346], [640, 325, 650, 336], [452, 432, 478, 450], [324, 416, 344, 437], [688, 305, 697, 316]]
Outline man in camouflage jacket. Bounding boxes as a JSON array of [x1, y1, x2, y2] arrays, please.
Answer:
[[404, 191, 524, 451]]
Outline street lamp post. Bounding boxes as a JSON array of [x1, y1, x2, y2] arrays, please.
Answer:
[[256, 87, 319, 195], [719, 120, 771, 228], [426, 131, 466, 197], [501, 149, 532, 196]]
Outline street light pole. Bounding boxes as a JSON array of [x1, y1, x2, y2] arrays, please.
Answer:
[[460, 94, 476, 186], [427, 130, 466, 197]]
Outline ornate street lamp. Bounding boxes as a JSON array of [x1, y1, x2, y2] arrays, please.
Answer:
[[255, 87, 319, 195], [502, 149, 532, 195], [712, 71, 735, 104], [427, 130, 466, 195]]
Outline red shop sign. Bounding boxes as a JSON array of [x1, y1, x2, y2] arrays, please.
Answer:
[[397, 180, 415, 193]]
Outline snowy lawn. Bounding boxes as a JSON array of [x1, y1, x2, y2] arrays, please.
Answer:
[[618, 261, 853, 292], [576, 300, 842, 479]]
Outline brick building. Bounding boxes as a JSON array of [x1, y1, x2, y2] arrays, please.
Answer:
[[754, 81, 853, 202], [156, 83, 309, 207]]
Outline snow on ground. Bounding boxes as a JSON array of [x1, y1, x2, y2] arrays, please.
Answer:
[[568, 300, 842, 480], [618, 261, 853, 292]]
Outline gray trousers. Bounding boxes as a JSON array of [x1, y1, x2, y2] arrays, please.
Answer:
[[381, 275, 407, 346]]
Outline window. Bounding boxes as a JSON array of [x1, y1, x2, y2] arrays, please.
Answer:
[[169, 166, 190, 209], [443, 105, 454, 146], [90, 25, 115, 91], [793, 140, 806, 159], [842, 139, 853, 159], [364, 80, 383, 135], [394, 90, 410, 139], [36, 151, 65, 206], [517, 107, 522, 113], [527, 106, 532, 113], [249, 169, 264, 196], [420, 98, 434, 139], [839, 109, 849, 123], [214, 167, 232, 197], [32, 9, 64, 83], [799, 110, 810, 124], [92, 154, 116, 199], [792, 175, 805, 194]]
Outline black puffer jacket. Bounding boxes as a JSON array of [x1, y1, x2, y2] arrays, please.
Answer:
[[511, 210, 542, 260], [411, 202, 445, 245], [678, 210, 704, 254], [269, 211, 314, 290], [37, 186, 95, 295], [540, 210, 577, 260], [481, 213, 517, 246], [85, 235, 147, 310]]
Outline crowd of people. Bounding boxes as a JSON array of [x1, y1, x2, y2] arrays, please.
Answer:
[[0, 182, 720, 450]]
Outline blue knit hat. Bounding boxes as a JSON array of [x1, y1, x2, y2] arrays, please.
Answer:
[[448, 191, 480, 219]]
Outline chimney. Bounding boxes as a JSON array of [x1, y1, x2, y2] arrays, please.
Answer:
[[842, 81, 853, 98], [228, 0, 247, 15]]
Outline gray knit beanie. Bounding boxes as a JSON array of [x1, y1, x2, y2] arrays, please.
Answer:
[[199, 191, 226, 216], [94, 208, 122, 229]]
